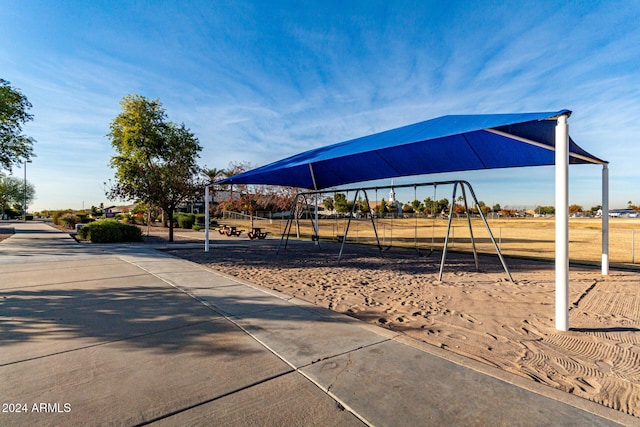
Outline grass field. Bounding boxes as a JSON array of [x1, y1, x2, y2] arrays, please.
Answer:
[[221, 215, 640, 267]]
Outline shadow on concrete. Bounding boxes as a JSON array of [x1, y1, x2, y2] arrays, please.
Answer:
[[0, 283, 344, 361], [0, 245, 104, 258]]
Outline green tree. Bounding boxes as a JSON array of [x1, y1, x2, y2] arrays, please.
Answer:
[[376, 198, 388, 215], [334, 193, 351, 213], [323, 197, 334, 211], [411, 199, 423, 212], [0, 79, 36, 172], [424, 197, 435, 215], [0, 174, 35, 217], [203, 167, 226, 183], [106, 94, 205, 242], [535, 205, 555, 215], [589, 205, 602, 215], [357, 196, 370, 214], [433, 198, 449, 215]]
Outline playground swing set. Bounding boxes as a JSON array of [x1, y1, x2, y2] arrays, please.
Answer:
[[277, 180, 513, 281]]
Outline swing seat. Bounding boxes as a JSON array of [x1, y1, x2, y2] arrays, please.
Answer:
[[336, 235, 344, 242]]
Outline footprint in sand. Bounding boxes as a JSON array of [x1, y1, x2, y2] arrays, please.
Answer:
[[458, 312, 482, 325], [444, 332, 467, 340]]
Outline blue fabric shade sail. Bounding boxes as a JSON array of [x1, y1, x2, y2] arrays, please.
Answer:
[[217, 110, 606, 190]]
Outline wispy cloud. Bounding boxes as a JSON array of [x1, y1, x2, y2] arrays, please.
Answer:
[[1, 1, 639, 210]]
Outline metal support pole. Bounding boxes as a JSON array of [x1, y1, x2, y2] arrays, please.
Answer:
[[602, 164, 609, 274], [314, 195, 319, 245], [555, 114, 570, 331], [204, 185, 210, 252]]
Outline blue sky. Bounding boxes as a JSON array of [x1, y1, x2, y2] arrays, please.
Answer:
[[1, 0, 639, 212]]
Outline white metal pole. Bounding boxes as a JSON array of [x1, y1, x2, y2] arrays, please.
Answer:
[[205, 185, 210, 252], [602, 164, 609, 274], [555, 114, 569, 331], [315, 195, 319, 245], [23, 161, 27, 221]]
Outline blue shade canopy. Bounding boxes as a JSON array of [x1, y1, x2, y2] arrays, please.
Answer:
[[217, 110, 606, 190]]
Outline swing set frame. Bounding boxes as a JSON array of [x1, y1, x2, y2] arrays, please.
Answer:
[[277, 180, 513, 281]]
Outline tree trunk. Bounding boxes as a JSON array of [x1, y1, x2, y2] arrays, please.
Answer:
[[168, 209, 174, 242]]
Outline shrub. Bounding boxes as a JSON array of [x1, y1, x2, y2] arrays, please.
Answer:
[[192, 224, 202, 231], [60, 213, 80, 229], [77, 220, 143, 243], [176, 214, 195, 229], [194, 213, 205, 225], [52, 209, 73, 226], [4, 207, 20, 219], [193, 214, 217, 226]]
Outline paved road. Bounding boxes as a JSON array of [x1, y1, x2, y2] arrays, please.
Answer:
[[0, 222, 636, 426]]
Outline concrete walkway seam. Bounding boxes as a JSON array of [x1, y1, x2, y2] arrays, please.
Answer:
[[118, 253, 376, 426]]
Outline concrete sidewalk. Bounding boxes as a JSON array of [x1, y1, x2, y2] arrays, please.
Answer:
[[0, 222, 636, 426]]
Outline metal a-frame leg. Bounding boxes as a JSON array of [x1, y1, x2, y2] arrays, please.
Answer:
[[337, 190, 360, 262], [461, 183, 480, 272], [438, 181, 513, 282], [438, 183, 458, 280], [465, 181, 513, 282], [278, 193, 301, 253]]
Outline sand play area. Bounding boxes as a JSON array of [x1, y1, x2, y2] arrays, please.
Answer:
[[169, 239, 640, 419]]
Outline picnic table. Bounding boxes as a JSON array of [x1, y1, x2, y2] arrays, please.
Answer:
[[247, 227, 268, 240], [218, 225, 243, 237]]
